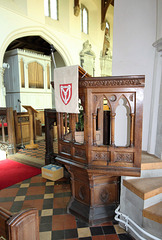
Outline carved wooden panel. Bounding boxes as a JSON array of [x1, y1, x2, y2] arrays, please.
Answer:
[[13, 111, 30, 144], [113, 152, 134, 163], [91, 151, 110, 166], [60, 143, 71, 155], [74, 181, 90, 205], [74, 147, 86, 160], [93, 177, 119, 205], [92, 151, 110, 161]]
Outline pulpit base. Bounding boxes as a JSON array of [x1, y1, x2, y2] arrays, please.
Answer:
[[67, 197, 118, 226], [56, 159, 120, 226]]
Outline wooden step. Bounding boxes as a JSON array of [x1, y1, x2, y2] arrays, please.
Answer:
[[141, 152, 162, 170], [143, 202, 162, 224], [123, 177, 162, 200]]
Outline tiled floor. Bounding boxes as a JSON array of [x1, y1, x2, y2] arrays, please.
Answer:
[[0, 140, 135, 240], [18, 140, 47, 159], [0, 175, 134, 240]]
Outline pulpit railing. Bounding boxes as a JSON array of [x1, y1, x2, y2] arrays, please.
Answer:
[[57, 75, 145, 176]]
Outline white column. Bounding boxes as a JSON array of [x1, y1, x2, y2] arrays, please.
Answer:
[[147, 41, 162, 155], [0, 67, 6, 107], [147, 0, 162, 156]]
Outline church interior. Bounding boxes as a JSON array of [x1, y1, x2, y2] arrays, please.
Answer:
[[0, 0, 162, 240]]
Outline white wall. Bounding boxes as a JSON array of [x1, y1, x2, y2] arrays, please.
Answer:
[[112, 0, 157, 151]]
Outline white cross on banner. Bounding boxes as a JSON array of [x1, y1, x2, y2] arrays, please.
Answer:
[[54, 65, 79, 113]]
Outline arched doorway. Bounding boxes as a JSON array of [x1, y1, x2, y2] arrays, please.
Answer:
[[0, 29, 72, 160], [3, 35, 67, 111], [0, 27, 73, 108]]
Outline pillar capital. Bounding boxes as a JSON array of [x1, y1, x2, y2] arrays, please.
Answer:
[[153, 38, 162, 53], [0, 67, 5, 77]]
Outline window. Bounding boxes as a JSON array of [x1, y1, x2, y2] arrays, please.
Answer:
[[44, 0, 58, 20], [81, 5, 88, 34]]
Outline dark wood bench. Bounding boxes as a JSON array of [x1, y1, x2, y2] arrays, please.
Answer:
[[0, 207, 39, 240]]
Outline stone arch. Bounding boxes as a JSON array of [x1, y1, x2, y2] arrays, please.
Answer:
[[0, 26, 73, 107], [0, 26, 73, 66]]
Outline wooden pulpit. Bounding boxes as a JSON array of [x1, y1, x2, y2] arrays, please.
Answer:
[[50, 67, 145, 225], [22, 106, 38, 149]]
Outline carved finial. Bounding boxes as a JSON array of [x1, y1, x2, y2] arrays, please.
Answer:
[[74, 5, 80, 16], [101, 21, 106, 31]]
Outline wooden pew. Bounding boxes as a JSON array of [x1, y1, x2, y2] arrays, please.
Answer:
[[13, 111, 30, 145], [0, 207, 39, 240], [0, 108, 8, 143], [0, 108, 16, 155], [13, 108, 41, 145], [36, 109, 45, 136]]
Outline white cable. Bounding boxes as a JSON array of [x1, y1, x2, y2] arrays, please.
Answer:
[[115, 205, 161, 240]]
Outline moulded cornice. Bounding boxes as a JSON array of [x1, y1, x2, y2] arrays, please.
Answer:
[[79, 76, 145, 88], [153, 38, 162, 52]]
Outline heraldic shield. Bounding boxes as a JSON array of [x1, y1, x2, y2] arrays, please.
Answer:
[[60, 83, 72, 105]]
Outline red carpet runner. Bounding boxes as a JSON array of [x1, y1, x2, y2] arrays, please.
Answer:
[[0, 159, 41, 190]]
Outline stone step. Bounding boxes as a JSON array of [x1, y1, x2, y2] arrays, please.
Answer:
[[123, 177, 162, 200], [120, 154, 162, 239], [141, 152, 162, 170], [143, 201, 162, 224]]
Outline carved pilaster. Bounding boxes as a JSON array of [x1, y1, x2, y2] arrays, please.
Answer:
[[92, 113, 97, 145], [65, 113, 68, 134], [110, 112, 116, 146], [130, 113, 135, 147], [60, 113, 64, 139], [71, 114, 76, 142]]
